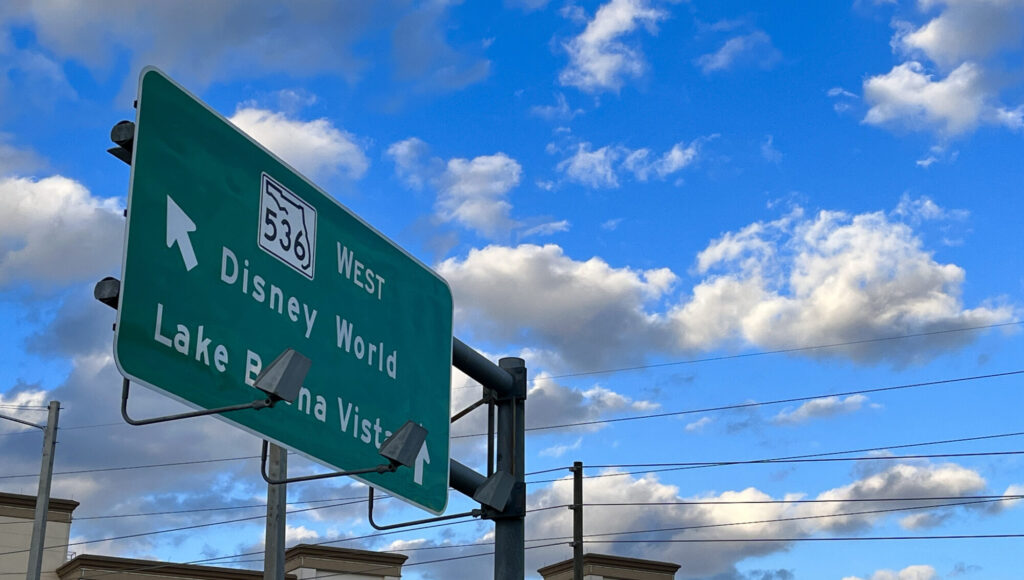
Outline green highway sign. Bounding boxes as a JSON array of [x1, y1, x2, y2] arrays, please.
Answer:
[[114, 67, 453, 514]]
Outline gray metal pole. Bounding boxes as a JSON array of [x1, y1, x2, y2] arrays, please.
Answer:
[[451, 338, 514, 397], [263, 443, 287, 580], [572, 461, 583, 580], [495, 357, 526, 580], [26, 401, 59, 580]]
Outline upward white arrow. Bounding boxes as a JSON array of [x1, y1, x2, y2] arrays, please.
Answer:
[[166, 195, 198, 271], [413, 441, 430, 486]]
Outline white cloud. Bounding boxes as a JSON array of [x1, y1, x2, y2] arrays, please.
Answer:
[[284, 524, 320, 546], [895, 0, 1024, 67], [685, 416, 712, 432], [761, 135, 783, 163], [559, 139, 707, 188], [829, 87, 858, 99], [437, 244, 677, 369], [386, 538, 430, 552], [521, 220, 571, 238], [559, 0, 667, 93], [623, 140, 700, 181], [0, 175, 123, 288], [438, 154, 522, 238], [673, 205, 1014, 363], [813, 463, 990, 532], [0, 136, 45, 176], [861, 0, 1024, 139], [696, 31, 781, 74], [387, 139, 525, 239], [772, 395, 869, 425], [843, 564, 938, 580], [2, 3, 373, 84], [0, 2, 488, 95], [391, 2, 491, 92], [601, 218, 624, 231], [449, 367, 655, 465], [892, 193, 968, 222], [531, 93, 583, 121], [539, 437, 582, 458], [229, 107, 369, 182], [438, 200, 1013, 369], [558, 143, 623, 188], [829, 87, 859, 113], [386, 137, 437, 190], [0, 388, 48, 434], [519, 463, 1006, 579], [0, 46, 77, 111], [863, 61, 1023, 136]]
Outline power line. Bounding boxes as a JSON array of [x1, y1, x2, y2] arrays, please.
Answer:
[[558, 450, 1024, 484], [585, 450, 1024, 470], [527, 429, 1024, 484], [0, 455, 259, 481], [534, 320, 1024, 383], [6, 420, 1020, 485], [28, 498, 1015, 579], [26, 513, 486, 580], [445, 320, 1024, 391], [73, 494, 371, 520], [0, 494, 1017, 529], [527, 426, 1024, 478], [587, 534, 1024, 544], [527, 497, 1013, 544], [0, 493, 382, 527], [0, 498, 372, 558], [497, 370, 1024, 438], [579, 494, 1024, 507], [7, 488, 1016, 576], [456, 369, 1024, 439]]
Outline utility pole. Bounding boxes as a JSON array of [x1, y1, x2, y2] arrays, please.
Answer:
[[571, 461, 583, 580], [26, 401, 60, 580], [263, 443, 287, 580]]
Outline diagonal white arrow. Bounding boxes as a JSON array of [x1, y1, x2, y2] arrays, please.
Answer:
[[413, 441, 430, 486], [166, 195, 198, 271]]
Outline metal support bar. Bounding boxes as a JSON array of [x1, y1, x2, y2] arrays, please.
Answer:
[[450, 395, 490, 424], [0, 412, 44, 431], [487, 397, 495, 477], [26, 401, 59, 580], [450, 459, 488, 498], [259, 440, 396, 485], [120, 378, 273, 426], [367, 487, 480, 531], [452, 338, 514, 396], [494, 357, 527, 580]]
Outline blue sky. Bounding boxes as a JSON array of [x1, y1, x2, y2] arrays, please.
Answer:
[[2, 1, 1024, 579]]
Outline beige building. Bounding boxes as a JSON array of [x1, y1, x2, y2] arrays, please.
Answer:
[[0, 492, 79, 580], [54, 546, 407, 580], [1, 492, 407, 579], [538, 553, 680, 580]]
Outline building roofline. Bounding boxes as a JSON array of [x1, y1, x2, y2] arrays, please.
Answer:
[[284, 543, 408, 576], [0, 491, 80, 514], [56, 554, 295, 580], [537, 552, 682, 576]]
